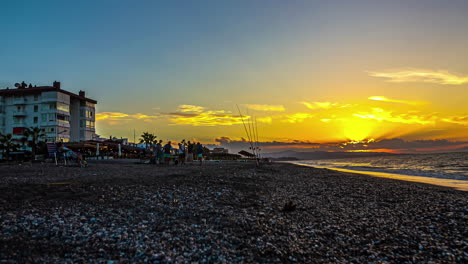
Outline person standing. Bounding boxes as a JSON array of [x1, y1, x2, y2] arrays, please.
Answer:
[[196, 142, 204, 166], [178, 141, 186, 165], [163, 141, 172, 165], [187, 141, 194, 163], [155, 140, 163, 165]]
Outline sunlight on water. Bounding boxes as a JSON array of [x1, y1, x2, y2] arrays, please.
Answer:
[[289, 152, 468, 192], [292, 163, 468, 192]]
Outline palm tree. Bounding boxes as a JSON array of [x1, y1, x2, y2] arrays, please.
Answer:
[[139, 132, 157, 149], [0, 133, 20, 161], [23, 127, 46, 158], [20, 131, 29, 150]]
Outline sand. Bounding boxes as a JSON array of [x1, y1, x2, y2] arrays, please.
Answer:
[[0, 161, 466, 263]]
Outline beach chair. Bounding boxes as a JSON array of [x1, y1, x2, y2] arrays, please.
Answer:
[[47, 143, 68, 166]]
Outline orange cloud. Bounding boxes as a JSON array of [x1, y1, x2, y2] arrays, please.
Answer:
[[244, 104, 285, 112], [368, 69, 468, 85]]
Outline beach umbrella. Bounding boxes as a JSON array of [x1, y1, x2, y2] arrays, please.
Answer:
[[96, 143, 100, 156], [118, 143, 122, 157]]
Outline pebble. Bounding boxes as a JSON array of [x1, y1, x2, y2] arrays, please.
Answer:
[[0, 162, 466, 263]]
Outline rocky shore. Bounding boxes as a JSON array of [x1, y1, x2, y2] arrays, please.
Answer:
[[0, 161, 466, 263]]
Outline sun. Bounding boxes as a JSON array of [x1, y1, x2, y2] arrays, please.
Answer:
[[341, 118, 375, 142]]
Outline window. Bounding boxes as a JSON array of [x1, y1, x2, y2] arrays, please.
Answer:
[[42, 113, 56, 122], [41, 103, 56, 110], [57, 102, 70, 112], [86, 120, 95, 128], [13, 117, 22, 124], [34, 94, 39, 101], [57, 114, 69, 123], [33, 117, 38, 124], [34, 105, 38, 112], [86, 110, 93, 118], [43, 127, 55, 133]]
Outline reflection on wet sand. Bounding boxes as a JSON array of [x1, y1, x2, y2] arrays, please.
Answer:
[[292, 163, 468, 192]]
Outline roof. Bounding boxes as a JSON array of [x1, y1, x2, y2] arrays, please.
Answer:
[[0, 86, 97, 104]]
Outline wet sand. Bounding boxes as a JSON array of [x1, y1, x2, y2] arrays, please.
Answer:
[[0, 162, 466, 263], [290, 162, 468, 192]]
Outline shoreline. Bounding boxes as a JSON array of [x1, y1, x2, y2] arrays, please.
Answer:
[[288, 161, 468, 192], [1, 162, 466, 263]]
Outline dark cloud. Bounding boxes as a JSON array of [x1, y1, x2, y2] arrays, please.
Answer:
[[212, 137, 468, 154]]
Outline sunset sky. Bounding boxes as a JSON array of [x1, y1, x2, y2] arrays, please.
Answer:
[[1, 0, 468, 153]]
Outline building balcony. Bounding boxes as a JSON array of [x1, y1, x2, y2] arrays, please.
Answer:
[[40, 109, 70, 116], [41, 120, 71, 128], [13, 122, 26, 127], [13, 98, 28, 104], [13, 110, 27, 116], [80, 127, 95, 131], [41, 97, 58, 103], [45, 132, 70, 138]]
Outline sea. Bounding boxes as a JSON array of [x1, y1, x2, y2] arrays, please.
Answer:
[[290, 152, 468, 191]]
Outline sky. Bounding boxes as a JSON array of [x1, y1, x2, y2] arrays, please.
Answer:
[[1, 0, 468, 153]]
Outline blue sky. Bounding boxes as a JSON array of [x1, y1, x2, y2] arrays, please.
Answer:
[[1, 0, 468, 148]]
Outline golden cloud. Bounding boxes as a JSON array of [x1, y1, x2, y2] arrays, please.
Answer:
[[167, 105, 249, 126], [368, 96, 424, 106], [244, 104, 286, 112], [368, 69, 468, 85], [178, 105, 206, 113], [302, 101, 337, 110], [441, 116, 468, 125], [353, 108, 437, 125], [96, 112, 159, 122], [257, 117, 273, 124], [283, 113, 315, 123], [96, 112, 130, 121]]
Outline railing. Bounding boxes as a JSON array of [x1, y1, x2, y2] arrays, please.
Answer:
[[13, 110, 27, 116], [41, 120, 71, 127], [41, 97, 58, 103], [13, 98, 28, 104]]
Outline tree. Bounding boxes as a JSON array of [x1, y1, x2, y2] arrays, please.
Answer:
[[139, 132, 157, 149], [0, 133, 20, 161], [23, 127, 46, 158]]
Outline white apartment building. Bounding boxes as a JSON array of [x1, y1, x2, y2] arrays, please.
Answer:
[[0, 81, 97, 143]]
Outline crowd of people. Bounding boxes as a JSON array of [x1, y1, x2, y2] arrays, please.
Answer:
[[54, 140, 205, 167], [151, 140, 205, 166]]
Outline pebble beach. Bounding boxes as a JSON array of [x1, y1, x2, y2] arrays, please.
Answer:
[[0, 161, 466, 263]]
